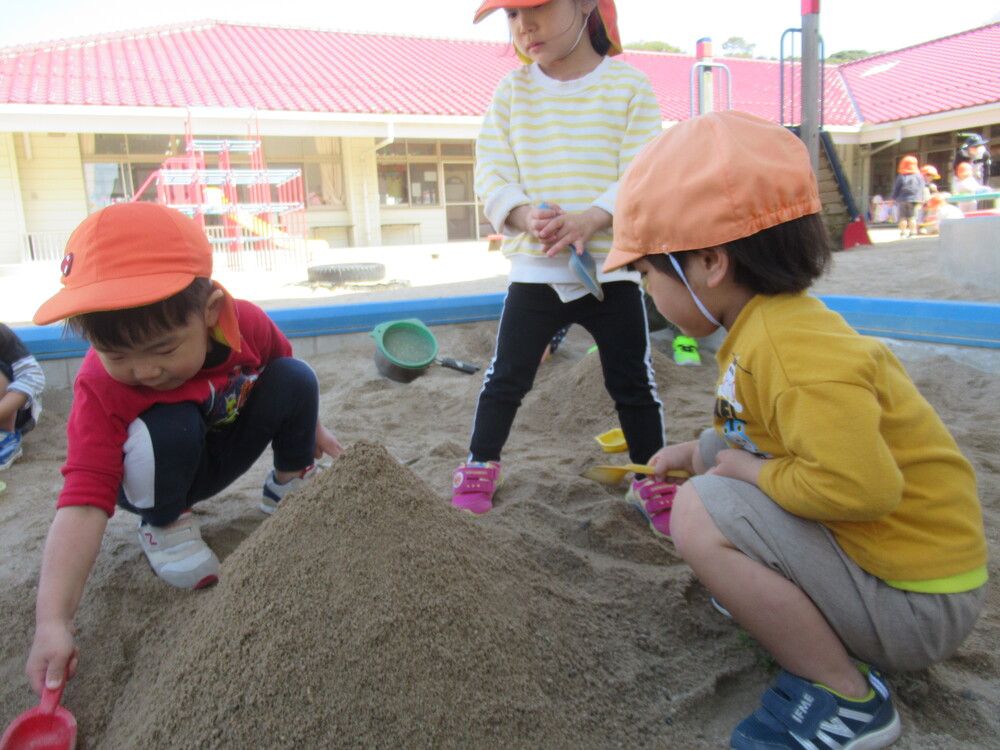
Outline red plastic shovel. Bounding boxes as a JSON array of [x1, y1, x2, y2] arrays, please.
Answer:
[[0, 683, 77, 750]]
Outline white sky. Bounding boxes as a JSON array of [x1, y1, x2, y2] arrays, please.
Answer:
[[3, 0, 999, 58]]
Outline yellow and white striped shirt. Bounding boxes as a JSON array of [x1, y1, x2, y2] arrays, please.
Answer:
[[476, 56, 662, 286]]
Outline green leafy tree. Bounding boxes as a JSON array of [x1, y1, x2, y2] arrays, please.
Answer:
[[624, 40, 683, 53], [721, 36, 755, 57], [827, 49, 877, 63]]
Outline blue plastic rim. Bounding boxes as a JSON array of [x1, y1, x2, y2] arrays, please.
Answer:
[[370, 318, 438, 367]]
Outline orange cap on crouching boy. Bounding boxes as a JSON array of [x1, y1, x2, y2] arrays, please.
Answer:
[[33, 202, 242, 351], [473, 0, 623, 57], [603, 110, 822, 272]]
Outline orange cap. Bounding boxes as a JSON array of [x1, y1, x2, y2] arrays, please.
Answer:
[[34, 202, 240, 349], [604, 111, 821, 272], [920, 164, 940, 179], [473, 0, 622, 58], [926, 194, 945, 208], [898, 155, 919, 174], [955, 161, 973, 180]]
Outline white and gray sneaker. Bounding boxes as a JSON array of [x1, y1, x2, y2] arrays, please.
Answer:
[[260, 462, 318, 514], [137, 511, 220, 590]]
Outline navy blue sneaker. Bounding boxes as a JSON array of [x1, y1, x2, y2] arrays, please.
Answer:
[[731, 666, 901, 749], [0, 430, 22, 471]]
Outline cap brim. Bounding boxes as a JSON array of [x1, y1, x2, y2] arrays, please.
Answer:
[[602, 246, 646, 273], [474, 0, 516, 24], [33, 272, 195, 325]]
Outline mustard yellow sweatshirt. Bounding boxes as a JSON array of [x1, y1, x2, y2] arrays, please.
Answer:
[[713, 293, 987, 589]]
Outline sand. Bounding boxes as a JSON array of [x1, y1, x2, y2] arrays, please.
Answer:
[[0, 236, 998, 748]]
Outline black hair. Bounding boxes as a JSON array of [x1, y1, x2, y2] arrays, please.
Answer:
[[587, 9, 612, 56], [68, 278, 215, 350], [0, 322, 30, 361], [643, 213, 833, 295]]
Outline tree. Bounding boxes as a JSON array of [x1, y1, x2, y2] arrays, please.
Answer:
[[721, 36, 755, 58], [625, 40, 683, 53], [827, 49, 877, 63]]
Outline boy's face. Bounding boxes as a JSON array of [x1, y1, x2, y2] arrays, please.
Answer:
[[93, 311, 215, 391], [635, 257, 718, 339]]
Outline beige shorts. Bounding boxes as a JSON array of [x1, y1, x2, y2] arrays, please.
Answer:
[[690, 429, 986, 671]]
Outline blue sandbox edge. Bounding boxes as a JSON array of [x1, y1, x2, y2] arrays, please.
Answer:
[[13, 293, 1000, 361], [16, 293, 507, 361]]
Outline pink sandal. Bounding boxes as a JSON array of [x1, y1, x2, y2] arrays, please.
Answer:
[[627, 477, 679, 538], [452, 461, 503, 515]]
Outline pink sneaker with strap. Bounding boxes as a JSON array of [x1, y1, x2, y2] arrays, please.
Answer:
[[626, 477, 679, 538], [452, 461, 503, 515]]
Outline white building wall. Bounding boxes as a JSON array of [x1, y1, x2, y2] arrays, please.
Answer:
[[0, 134, 26, 264], [17, 133, 88, 236]]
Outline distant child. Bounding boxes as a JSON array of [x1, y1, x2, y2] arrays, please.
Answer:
[[919, 163, 940, 197], [604, 111, 987, 750], [921, 192, 964, 234], [888, 154, 923, 238], [455, 0, 669, 517], [952, 160, 987, 213], [26, 202, 342, 696], [0, 323, 45, 469], [952, 133, 992, 187]]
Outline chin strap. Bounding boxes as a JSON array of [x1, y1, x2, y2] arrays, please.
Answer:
[[669, 254, 722, 328]]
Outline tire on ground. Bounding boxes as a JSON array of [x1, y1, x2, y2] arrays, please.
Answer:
[[307, 263, 386, 284]]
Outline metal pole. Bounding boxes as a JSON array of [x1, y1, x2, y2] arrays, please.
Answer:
[[801, 0, 821, 174], [697, 38, 713, 115]]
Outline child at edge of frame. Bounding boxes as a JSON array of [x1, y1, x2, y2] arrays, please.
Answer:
[[24, 202, 342, 697], [0, 322, 46, 470], [602, 110, 988, 750], [453, 0, 674, 519]]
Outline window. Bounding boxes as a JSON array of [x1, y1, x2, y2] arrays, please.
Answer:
[[262, 136, 345, 208], [376, 139, 477, 207], [81, 133, 183, 211]]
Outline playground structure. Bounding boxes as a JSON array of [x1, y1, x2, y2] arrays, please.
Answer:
[[691, 8, 870, 250], [132, 116, 307, 271]]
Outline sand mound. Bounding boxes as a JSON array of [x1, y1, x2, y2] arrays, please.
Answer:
[[94, 440, 742, 748]]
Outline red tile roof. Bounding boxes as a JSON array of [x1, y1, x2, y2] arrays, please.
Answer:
[[838, 23, 1000, 123], [1, 20, 996, 127]]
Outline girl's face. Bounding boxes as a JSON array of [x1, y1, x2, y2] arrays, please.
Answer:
[[506, 0, 595, 71]]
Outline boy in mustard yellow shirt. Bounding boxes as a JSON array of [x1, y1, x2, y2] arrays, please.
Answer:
[[604, 111, 987, 750]]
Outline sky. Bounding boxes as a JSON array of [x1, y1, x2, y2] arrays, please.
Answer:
[[3, 0, 1000, 58]]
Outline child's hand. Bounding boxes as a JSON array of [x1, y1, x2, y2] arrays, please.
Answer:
[[707, 449, 766, 486], [506, 203, 563, 241], [540, 206, 611, 258], [315, 422, 343, 460], [648, 440, 700, 478], [26, 621, 79, 696]]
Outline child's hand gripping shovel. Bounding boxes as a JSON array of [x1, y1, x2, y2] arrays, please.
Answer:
[[538, 203, 604, 300], [0, 682, 77, 750], [580, 464, 690, 485]]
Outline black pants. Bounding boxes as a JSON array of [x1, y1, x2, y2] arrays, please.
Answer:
[[117, 357, 318, 527], [469, 281, 664, 465]]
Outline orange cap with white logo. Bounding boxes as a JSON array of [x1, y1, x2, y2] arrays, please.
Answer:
[[33, 202, 241, 350]]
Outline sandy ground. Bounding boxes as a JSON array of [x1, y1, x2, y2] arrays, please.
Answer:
[[1, 232, 998, 748]]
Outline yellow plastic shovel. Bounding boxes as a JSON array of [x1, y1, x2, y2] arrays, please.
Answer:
[[580, 464, 690, 485]]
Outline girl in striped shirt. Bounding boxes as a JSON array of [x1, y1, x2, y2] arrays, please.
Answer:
[[453, 0, 673, 530]]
